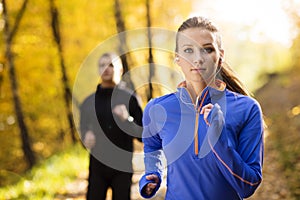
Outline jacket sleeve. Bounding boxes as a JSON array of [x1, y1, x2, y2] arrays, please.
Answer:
[[114, 91, 144, 141], [139, 100, 164, 198], [128, 93, 143, 141], [79, 97, 93, 140], [208, 100, 264, 198]]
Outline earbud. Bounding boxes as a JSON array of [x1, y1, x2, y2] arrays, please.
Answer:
[[175, 57, 179, 62], [219, 58, 223, 66]]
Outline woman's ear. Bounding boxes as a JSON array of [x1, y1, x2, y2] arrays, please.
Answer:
[[219, 49, 224, 60], [174, 53, 180, 63], [218, 49, 224, 65]]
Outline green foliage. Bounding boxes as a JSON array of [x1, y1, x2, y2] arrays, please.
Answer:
[[0, 143, 88, 200]]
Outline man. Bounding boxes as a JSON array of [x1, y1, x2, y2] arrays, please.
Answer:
[[80, 52, 143, 200]]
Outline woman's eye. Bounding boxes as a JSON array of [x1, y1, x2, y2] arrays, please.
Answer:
[[184, 48, 193, 53], [202, 47, 214, 54]]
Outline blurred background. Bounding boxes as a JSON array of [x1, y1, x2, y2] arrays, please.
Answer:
[[0, 0, 299, 199]]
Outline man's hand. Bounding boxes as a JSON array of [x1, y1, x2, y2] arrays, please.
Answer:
[[113, 104, 130, 122], [84, 130, 96, 149]]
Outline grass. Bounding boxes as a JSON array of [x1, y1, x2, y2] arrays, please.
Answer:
[[0, 143, 89, 200]]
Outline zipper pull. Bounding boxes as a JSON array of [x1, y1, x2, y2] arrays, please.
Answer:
[[195, 95, 200, 111]]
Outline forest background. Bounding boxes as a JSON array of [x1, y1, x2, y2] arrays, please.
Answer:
[[0, 0, 300, 199]]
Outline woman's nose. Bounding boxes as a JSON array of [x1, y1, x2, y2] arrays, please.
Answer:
[[193, 50, 204, 65]]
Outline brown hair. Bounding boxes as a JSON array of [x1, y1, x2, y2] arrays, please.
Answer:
[[176, 16, 251, 96]]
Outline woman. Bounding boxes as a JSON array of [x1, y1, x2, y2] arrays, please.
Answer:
[[139, 16, 264, 199]]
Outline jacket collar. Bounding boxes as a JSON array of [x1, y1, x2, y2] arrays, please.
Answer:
[[176, 79, 226, 105]]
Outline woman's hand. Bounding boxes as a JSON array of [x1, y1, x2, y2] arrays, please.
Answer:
[[143, 174, 160, 196], [200, 103, 214, 126], [199, 103, 225, 157]]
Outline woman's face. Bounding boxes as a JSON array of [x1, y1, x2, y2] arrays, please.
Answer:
[[176, 28, 223, 85]]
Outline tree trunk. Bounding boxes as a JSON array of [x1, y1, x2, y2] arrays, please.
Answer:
[[113, 0, 134, 90], [0, 64, 3, 98], [146, 0, 154, 101], [49, 0, 77, 143], [2, 0, 36, 168]]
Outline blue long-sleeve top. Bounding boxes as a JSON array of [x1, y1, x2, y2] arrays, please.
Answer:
[[139, 81, 264, 200]]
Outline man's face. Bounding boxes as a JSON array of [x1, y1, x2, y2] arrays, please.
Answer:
[[99, 56, 114, 82]]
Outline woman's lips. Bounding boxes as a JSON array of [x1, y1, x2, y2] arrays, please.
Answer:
[[190, 68, 205, 72]]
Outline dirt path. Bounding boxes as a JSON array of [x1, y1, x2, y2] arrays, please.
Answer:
[[248, 131, 294, 200], [55, 131, 294, 200]]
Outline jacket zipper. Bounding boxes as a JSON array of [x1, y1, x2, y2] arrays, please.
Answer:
[[194, 90, 209, 156]]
